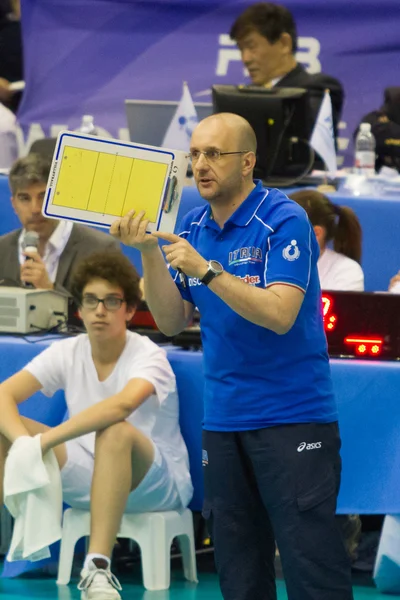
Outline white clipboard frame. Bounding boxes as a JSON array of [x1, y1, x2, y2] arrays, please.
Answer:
[[42, 131, 189, 233]]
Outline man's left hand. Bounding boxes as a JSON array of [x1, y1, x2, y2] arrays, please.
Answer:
[[21, 251, 54, 289], [153, 232, 209, 279]]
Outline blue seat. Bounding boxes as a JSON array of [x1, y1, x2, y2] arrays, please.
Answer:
[[3, 175, 396, 291], [166, 348, 204, 512], [0, 176, 20, 233]]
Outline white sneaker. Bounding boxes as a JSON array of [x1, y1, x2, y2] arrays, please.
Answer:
[[78, 563, 122, 600]]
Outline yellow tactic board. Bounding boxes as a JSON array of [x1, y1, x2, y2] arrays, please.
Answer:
[[43, 132, 189, 233]]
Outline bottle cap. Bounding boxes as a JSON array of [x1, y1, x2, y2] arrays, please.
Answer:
[[360, 122, 371, 133]]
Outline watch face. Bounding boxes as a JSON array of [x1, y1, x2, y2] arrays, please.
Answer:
[[210, 260, 223, 274]]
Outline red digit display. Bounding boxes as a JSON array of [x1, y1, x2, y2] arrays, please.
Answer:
[[322, 294, 386, 358], [322, 294, 337, 332]]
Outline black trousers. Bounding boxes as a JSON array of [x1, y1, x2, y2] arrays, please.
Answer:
[[202, 423, 353, 600]]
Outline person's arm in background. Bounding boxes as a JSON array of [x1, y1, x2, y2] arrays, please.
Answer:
[[0, 368, 155, 453], [0, 78, 13, 103], [110, 210, 194, 336], [0, 371, 42, 442], [40, 378, 155, 454], [389, 271, 400, 292], [0, 341, 68, 443]]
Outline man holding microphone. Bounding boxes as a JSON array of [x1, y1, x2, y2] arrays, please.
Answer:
[[111, 112, 353, 600]]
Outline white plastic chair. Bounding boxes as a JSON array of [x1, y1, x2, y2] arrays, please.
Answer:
[[56, 507, 198, 591]]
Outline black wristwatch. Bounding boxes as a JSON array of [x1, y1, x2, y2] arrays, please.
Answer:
[[200, 260, 224, 286]]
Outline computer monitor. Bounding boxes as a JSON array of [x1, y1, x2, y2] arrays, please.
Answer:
[[212, 85, 314, 184], [125, 99, 212, 147]]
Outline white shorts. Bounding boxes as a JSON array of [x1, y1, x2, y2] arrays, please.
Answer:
[[61, 438, 182, 513]]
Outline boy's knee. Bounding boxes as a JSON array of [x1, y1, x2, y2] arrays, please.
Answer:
[[95, 421, 134, 450]]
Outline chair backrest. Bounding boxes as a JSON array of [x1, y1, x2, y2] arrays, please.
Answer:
[[166, 349, 204, 512], [0, 176, 20, 234]]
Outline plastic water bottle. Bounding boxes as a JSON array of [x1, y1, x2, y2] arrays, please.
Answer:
[[354, 123, 376, 176], [77, 115, 98, 136]]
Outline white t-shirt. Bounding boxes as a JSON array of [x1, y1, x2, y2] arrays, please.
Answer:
[[24, 331, 193, 507], [318, 248, 364, 291]]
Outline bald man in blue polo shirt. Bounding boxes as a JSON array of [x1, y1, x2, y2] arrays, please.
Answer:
[[111, 113, 353, 600]]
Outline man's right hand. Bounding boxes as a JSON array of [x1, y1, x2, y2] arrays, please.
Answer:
[[20, 251, 53, 289], [110, 210, 159, 252]]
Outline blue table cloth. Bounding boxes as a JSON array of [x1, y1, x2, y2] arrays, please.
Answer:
[[1, 334, 400, 578], [2, 175, 399, 288], [1, 334, 399, 514]]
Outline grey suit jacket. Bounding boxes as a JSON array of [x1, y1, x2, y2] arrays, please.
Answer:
[[0, 223, 120, 295]]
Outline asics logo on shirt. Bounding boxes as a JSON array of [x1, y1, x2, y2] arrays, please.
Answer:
[[297, 441, 322, 452]]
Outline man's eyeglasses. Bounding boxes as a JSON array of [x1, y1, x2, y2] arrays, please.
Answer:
[[188, 150, 250, 163], [81, 295, 126, 311]]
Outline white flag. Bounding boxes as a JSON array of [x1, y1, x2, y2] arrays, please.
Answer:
[[310, 90, 337, 174], [162, 82, 199, 152]]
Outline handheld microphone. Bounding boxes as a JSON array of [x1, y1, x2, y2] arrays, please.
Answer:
[[22, 231, 40, 256], [21, 231, 39, 288]]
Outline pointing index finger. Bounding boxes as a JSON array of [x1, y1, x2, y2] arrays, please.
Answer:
[[153, 231, 182, 243]]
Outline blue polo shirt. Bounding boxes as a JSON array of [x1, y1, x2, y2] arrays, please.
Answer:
[[173, 180, 337, 431]]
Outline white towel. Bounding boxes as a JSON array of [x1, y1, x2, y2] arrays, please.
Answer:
[[4, 434, 63, 561]]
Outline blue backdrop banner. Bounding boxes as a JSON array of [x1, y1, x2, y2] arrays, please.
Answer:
[[18, 0, 400, 164]]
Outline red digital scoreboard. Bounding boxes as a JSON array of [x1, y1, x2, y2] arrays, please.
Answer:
[[168, 291, 400, 359], [322, 291, 400, 360], [127, 291, 400, 361]]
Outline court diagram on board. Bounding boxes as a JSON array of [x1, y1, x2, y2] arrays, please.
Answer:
[[43, 132, 188, 233]]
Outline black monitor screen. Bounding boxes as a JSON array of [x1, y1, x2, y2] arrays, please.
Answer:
[[212, 85, 314, 183]]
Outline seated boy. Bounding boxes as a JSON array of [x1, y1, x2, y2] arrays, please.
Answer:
[[0, 251, 193, 600]]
